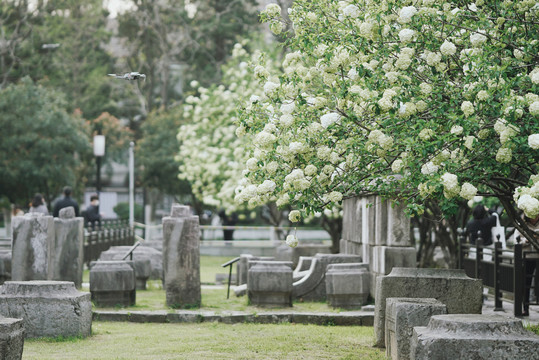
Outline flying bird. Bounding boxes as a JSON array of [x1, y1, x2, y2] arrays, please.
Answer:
[[108, 72, 146, 81]]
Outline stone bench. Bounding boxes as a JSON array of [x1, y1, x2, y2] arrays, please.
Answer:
[[99, 245, 162, 281], [0, 281, 91, 339], [411, 314, 539, 360], [385, 298, 447, 360]]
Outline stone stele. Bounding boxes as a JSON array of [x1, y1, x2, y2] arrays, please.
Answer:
[[374, 267, 482, 348], [411, 314, 539, 360], [0, 281, 91, 338]]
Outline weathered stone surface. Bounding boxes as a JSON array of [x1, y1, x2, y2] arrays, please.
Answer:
[[58, 206, 75, 219], [411, 314, 539, 360], [375, 197, 388, 246], [0, 281, 91, 338], [325, 263, 370, 308], [89, 261, 136, 307], [11, 214, 54, 281], [162, 209, 201, 308], [0, 317, 24, 360], [170, 204, 191, 218], [293, 254, 362, 301], [386, 202, 411, 247], [371, 247, 416, 276], [99, 246, 152, 290], [51, 215, 84, 287], [236, 254, 274, 286], [275, 244, 331, 268], [248, 261, 293, 307], [374, 267, 482, 348], [0, 250, 11, 285], [385, 298, 447, 360]]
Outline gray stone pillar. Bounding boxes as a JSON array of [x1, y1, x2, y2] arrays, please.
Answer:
[[387, 202, 411, 246], [11, 213, 54, 281], [51, 207, 84, 288], [375, 196, 388, 246], [162, 204, 201, 308]]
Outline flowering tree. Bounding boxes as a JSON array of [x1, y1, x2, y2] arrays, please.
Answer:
[[237, 1, 539, 249]]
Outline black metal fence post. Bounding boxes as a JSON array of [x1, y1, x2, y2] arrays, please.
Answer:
[[457, 228, 465, 269], [493, 241, 503, 311], [514, 243, 523, 316], [475, 237, 484, 280]]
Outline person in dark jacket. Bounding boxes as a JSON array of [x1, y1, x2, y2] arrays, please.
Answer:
[[84, 194, 101, 229], [53, 186, 80, 217], [465, 204, 497, 245]]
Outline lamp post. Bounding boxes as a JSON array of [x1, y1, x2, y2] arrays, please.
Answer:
[[93, 132, 105, 215]]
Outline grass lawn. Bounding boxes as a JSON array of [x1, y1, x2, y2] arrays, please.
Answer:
[[23, 322, 385, 360], [27, 256, 381, 359]]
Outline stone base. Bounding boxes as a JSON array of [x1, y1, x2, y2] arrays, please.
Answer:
[[0, 317, 24, 360], [91, 290, 136, 308], [0, 281, 91, 339], [248, 291, 292, 307], [248, 261, 293, 307], [326, 263, 369, 309], [411, 314, 539, 360]]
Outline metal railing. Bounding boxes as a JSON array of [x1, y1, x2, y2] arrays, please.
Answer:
[[84, 219, 134, 265], [458, 230, 538, 316]]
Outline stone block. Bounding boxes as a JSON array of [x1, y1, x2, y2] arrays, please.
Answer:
[[11, 214, 54, 281], [51, 213, 84, 288], [375, 197, 388, 246], [236, 254, 274, 285], [325, 263, 369, 308], [374, 267, 483, 347], [387, 202, 411, 247], [0, 317, 24, 360], [248, 261, 293, 307], [366, 196, 377, 246], [411, 314, 539, 360], [0, 281, 91, 338], [99, 245, 163, 281], [385, 298, 447, 360], [162, 206, 201, 308], [90, 261, 136, 307], [0, 250, 11, 285], [371, 246, 416, 276]]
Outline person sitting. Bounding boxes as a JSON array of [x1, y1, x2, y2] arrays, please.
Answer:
[[29, 193, 49, 215], [465, 204, 497, 246], [84, 194, 101, 229], [53, 186, 80, 217]]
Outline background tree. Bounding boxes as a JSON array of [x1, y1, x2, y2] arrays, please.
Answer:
[[0, 77, 90, 206]]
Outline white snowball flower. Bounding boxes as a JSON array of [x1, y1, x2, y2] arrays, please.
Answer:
[[464, 136, 475, 150], [285, 234, 299, 248], [246, 158, 258, 171], [326, 191, 343, 203], [289, 141, 306, 154], [288, 210, 301, 222], [530, 68, 539, 84], [343, 4, 360, 18], [304, 164, 318, 176], [264, 3, 281, 19], [517, 194, 539, 218], [450, 125, 463, 135], [529, 101, 539, 116], [399, 6, 417, 23], [391, 159, 404, 173], [263, 80, 280, 95], [461, 101, 474, 117], [421, 161, 439, 175], [440, 40, 457, 56], [281, 101, 295, 114], [460, 182, 478, 200], [470, 32, 487, 47], [496, 147, 512, 163], [399, 29, 415, 43], [279, 114, 294, 127], [320, 112, 341, 128], [529, 134, 539, 149], [257, 180, 276, 195]]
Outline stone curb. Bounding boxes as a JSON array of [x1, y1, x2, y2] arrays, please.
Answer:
[[93, 310, 374, 326]]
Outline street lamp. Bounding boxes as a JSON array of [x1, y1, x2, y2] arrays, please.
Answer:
[[93, 133, 106, 195]]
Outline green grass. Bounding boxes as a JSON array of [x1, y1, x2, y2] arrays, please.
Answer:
[[23, 322, 385, 360], [526, 322, 539, 335]]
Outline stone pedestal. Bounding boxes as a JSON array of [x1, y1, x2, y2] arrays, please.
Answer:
[[248, 261, 293, 307], [51, 207, 84, 288], [0, 317, 24, 360], [90, 261, 136, 307], [385, 298, 447, 360], [374, 267, 482, 348], [162, 205, 201, 308], [411, 314, 539, 360], [0, 281, 91, 338], [275, 244, 331, 268], [325, 263, 370, 308], [236, 254, 274, 286], [11, 213, 54, 281]]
